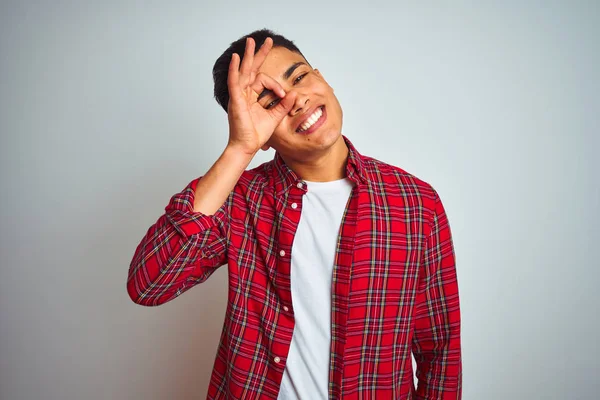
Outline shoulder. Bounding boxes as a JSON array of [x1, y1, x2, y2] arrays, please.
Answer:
[[359, 155, 444, 224], [234, 159, 274, 194], [362, 156, 438, 199]]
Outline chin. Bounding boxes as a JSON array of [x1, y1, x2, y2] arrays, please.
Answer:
[[315, 127, 342, 146]]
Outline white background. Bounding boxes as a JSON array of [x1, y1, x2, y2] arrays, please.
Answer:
[[1, 1, 598, 399]]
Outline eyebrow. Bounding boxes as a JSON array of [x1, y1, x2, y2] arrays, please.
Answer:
[[257, 62, 307, 102], [283, 62, 306, 79]]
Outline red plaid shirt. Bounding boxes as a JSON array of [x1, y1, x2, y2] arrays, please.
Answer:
[[127, 136, 462, 399]]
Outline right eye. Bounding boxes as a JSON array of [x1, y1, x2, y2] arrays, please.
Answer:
[[266, 98, 281, 109]]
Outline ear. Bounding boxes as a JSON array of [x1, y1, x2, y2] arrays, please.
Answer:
[[314, 69, 333, 91]]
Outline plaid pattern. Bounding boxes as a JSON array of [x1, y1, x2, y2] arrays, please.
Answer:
[[128, 136, 462, 399]]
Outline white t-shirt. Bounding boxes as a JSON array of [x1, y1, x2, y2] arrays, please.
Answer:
[[278, 178, 354, 400]]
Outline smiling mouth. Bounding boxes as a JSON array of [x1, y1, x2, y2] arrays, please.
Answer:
[[296, 106, 325, 133]]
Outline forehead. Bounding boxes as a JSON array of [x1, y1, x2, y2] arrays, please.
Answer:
[[258, 47, 308, 78]]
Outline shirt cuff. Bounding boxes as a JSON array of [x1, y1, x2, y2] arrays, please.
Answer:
[[164, 178, 223, 238]]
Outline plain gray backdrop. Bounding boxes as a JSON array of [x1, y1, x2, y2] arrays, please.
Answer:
[[1, 1, 598, 399]]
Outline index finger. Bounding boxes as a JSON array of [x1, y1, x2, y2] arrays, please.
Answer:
[[250, 37, 273, 76]]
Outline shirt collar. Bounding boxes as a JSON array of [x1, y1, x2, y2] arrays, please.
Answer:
[[271, 135, 368, 196]]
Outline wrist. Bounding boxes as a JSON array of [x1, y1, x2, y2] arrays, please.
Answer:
[[225, 142, 260, 158], [223, 144, 257, 167]]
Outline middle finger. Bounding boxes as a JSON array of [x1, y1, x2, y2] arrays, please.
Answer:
[[250, 37, 273, 78]]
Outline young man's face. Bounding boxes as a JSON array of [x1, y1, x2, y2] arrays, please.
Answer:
[[256, 47, 344, 161]]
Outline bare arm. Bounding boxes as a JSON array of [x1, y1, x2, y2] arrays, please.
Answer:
[[128, 36, 297, 305], [194, 36, 297, 215]]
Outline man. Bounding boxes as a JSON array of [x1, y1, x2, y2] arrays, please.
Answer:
[[128, 28, 462, 399]]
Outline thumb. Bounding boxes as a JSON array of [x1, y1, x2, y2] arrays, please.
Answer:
[[268, 91, 297, 122]]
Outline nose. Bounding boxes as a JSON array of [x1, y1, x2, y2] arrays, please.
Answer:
[[289, 90, 309, 116]]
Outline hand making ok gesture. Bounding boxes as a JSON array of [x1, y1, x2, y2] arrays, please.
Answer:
[[226, 37, 297, 154]]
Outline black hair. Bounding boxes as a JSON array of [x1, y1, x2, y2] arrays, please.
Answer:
[[212, 28, 306, 113]]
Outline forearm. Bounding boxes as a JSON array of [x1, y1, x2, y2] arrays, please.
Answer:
[[193, 145, 255, 215], [413, 278, 462, 399], [128, 178, 230, 306], [127, 213, 194, 306]]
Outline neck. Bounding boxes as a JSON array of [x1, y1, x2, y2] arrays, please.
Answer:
[[281, 136, 349, 182]]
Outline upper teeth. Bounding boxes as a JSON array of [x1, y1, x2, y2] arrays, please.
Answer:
[[298, 107, 323, 132]]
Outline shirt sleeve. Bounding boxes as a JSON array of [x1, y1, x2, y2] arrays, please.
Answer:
[[412, 190, 462, 399], [126, 177, 230, 306]]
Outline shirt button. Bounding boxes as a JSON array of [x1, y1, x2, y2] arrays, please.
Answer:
[[283, 306, 289, 312], [274, 356, 281, 364], [291, 202, 298, 209], [279, 250, 286, 257], [296, 182, 303, 189], [176, 289, 181, 296]]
